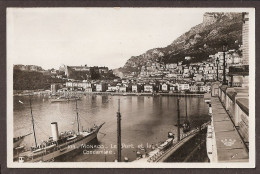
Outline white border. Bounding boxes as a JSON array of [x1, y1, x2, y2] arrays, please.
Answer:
[[6, 7, 255, 168]]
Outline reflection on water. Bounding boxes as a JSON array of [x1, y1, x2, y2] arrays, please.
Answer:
[[13, 95, 209, 162]]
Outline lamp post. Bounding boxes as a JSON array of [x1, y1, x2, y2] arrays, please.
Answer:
[[216, 57, 219, 81], [222, 45, 228, 85]]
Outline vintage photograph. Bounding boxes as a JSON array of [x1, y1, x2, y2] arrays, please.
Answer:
[[7, 8, 255, 168]]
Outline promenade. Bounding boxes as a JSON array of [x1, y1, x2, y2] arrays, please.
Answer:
[[208, 96, 249, 162]]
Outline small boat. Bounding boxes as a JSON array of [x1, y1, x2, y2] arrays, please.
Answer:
[[15, 145, 25, 150], [133, 133, 174, 162], [13, 133, 32, 149], [50, 96, 81, 103]]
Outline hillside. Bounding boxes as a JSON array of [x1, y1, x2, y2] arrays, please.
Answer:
[[116, 12, 243, 75], [13, 69, 66, 90]]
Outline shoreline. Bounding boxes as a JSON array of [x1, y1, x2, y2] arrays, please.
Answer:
[[13, 91, 205, 97]]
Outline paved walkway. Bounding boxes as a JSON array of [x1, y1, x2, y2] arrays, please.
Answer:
[[211, 97, 249, 162]]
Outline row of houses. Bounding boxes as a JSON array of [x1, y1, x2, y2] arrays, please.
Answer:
[[55, 81, 211, 93]]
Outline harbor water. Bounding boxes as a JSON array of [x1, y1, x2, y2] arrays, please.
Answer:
[[13, 95, 209, 162]]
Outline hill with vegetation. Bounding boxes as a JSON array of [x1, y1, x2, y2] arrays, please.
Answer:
[[13, 69, 65, 90], [116, 12, 243, 75]]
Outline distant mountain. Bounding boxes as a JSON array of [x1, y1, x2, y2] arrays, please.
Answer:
[[115, 12, 243, 76]]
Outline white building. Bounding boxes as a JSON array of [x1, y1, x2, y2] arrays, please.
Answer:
[[144, 85, 153, 92], [107, 86, 117, 92], [85, 87, 92, 93], [161, 84, 169, 91], [177, 84, 190, 91], [132, 85, 140, 93], [119, 86, 127, 92], [96, 84, 106, 92]]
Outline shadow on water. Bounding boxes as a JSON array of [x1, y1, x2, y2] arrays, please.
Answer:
[[55, 137, 100, 162]]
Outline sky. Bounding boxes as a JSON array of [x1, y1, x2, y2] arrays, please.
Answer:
[[7, 8, 207, 70]]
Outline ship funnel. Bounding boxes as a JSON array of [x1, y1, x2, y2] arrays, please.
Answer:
[[51, 122, 59, 141]]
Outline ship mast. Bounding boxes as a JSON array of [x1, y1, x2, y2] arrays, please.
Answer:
[[117, 99, 122, 162], [185, 92, 188, 119], [76, 99, 80, 134], [177, 98, 180, 142], [29, 96, 37, 147]]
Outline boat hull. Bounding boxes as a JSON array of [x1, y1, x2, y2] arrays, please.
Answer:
[[50, 98, 81, 103], [14, 138, 24, 148], [17, 123, 104, 163]]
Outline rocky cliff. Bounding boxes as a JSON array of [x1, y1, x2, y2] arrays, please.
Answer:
[[116, 12, 242, 75]]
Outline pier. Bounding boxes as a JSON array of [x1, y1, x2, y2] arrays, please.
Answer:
[[205, 81, 249, 162]]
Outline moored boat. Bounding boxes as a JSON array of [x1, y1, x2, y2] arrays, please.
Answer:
[[13, 133, 32, 149], [17, 98, 104, 163], [49, 96, 81, 103]]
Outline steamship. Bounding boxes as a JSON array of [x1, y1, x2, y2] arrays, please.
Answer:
[[16, 98, 105, 163]]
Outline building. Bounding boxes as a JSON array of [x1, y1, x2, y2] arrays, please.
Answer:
[[51, 84, 57, 94], [161, 83, 169, 92], [242, 12, 249, 65], [177, 84, 190, 91], [119, 86, 127, 92], [227, 13, 249, 88], [144, 85, 153, 92], [85, 87, 92, 93], [65, 65, 90, 76], [96, 83, 107, 92], [193, 74, 204, 81], [132, 84, 141, 93], [185, 56, 191, 60], [198, 86, 206, 92], [189, 85, 199, 93], [107, 86, 117, 92]]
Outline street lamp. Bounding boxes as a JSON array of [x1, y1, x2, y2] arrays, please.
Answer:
[[216, 57, 219, 81], [222, 45, 228, 85]]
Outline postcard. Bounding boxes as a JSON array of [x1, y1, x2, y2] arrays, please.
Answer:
[[6, 7, 255, 168]]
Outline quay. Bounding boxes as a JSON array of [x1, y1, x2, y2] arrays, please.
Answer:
[[87, 92, 204, 97], [133, 122, 209, 163], [155, 128, 204, 162], [205, 82, 249, 162], [14, 90, 205, 97], [208, 96, 248, 162]]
